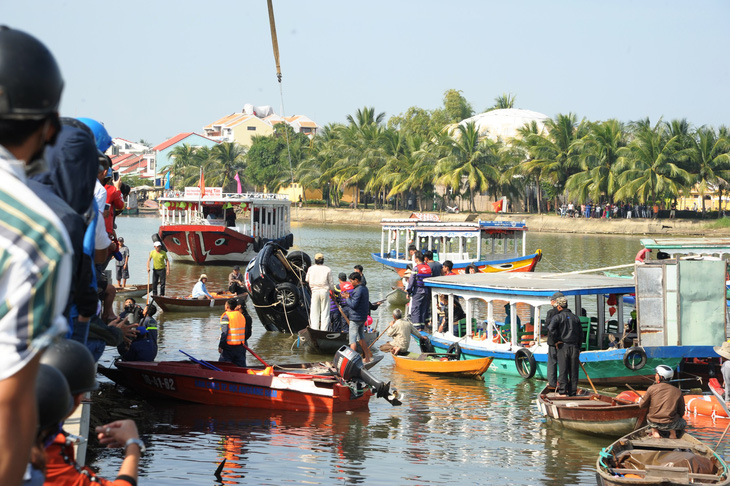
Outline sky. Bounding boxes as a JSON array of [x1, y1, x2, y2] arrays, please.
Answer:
[[5, 1, 729, 145]]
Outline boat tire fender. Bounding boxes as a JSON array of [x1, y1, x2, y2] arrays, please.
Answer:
[[623, 347, 647, 371], [447, 342, 462, 360], [515, 348, 536, 379]]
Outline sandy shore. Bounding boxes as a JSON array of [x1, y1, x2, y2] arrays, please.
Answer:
[[291, 207, 728, 237]]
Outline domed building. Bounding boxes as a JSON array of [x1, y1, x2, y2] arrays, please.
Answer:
[[458, 108, 550, 141]]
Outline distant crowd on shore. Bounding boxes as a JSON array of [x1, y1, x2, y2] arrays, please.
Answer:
[[557, 201, 692, 220]]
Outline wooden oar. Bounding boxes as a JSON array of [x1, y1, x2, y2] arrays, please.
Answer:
[[368, 321, 396, 350], [579, 362, 598, 394], [146, 269, 151, 305], [179, 350, 222, 371], [717, 421, 730, 450]]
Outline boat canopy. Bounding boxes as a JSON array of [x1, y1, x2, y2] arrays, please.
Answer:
[[425, 272, 634, 350], [640, 237, 730, 258]]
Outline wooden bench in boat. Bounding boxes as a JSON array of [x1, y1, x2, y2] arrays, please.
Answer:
[[627, 438, 707, 451], [608, 467, 719, 482]]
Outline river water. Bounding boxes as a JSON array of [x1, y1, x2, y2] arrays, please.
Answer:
[[90, 214, 727, 485]]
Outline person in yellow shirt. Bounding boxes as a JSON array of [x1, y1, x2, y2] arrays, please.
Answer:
[[146, 241, 170, 295]]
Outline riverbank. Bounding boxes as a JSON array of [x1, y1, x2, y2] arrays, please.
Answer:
[[291, 207, 729, 236]]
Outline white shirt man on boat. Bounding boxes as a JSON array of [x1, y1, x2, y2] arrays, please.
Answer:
[[192, 274, 213, 299], [380, 309, 426, 355], [305, 253, 334, 331]]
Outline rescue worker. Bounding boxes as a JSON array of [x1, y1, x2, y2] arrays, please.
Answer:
[[219, 298, 248, 367], [406, 251, 432, 330]]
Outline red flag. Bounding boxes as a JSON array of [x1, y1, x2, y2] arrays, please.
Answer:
[[492, 199, 503, 212], [198, 169, 205, 196]]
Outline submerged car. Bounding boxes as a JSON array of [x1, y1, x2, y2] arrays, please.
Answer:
[[245, 242, 311, 333]]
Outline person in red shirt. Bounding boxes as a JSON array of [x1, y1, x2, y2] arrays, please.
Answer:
[[442, 260, 457, 276], [103, 165, 124, 235]]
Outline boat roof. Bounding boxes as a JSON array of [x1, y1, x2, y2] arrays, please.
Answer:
[[641, 237, 730, 254], [424, 271, 635, 298], [159, 192, 290, 205], [380, 219, 527, 232]]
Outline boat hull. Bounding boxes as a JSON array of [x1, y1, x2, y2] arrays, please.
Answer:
[[297, 327, 377, 354], [160, 225, 255, 264], [392, 354, 493, 377], [427, 335, 709, 385], [100, 360, 372, 413], [151, 293, 237, 313], [371, 250, 542, 278], [115, 285, 149, 299], [536, 386, 647, 437]]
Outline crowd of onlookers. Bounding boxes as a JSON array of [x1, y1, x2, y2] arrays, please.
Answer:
[[557, 201, 693, 220]]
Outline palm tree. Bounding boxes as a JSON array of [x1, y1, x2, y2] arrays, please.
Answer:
[[566, 119, 627, 204], [205, 142, 247, 191], [487, 93, 516, 112], [684, 126, 730, 216], [435, 122, 500, 212], [614, 119, 691, 204]]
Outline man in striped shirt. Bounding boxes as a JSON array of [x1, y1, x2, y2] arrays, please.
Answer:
[[0, 26, 73, 484]]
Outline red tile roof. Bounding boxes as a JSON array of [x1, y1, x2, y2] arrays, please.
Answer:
[[152, 132, 194, 152]]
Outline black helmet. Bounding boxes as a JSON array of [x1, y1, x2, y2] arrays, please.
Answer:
[[0, 26, 63, 119], [40, 339, 99, 395], [36, 364, 74, 431]]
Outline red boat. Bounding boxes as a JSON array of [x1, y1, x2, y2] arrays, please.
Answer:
[[98, 348, 402, 413], [158, 187, 293, 264]]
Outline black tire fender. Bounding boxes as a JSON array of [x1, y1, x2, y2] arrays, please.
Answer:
[[274, 282, 300, 310], [515, 348, 536, 379], [447, 342, 463, 360], [623, 346, 647, 371]]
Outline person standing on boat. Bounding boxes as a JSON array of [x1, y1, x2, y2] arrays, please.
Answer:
[[305, 253, 334, 331], [329, 273, 352, 333], [228, 265, 246, 295], [442, 260, 456, 276], [714, 341, 730, 410], [423, 251, 442, 280], [380, 309, 425, 355], [548, 296, 582, 396], [406, 252, 432, 331], [219, 298, 248, 366], [342, 272, 373, 363], [353, 264, 367, 287], [146, 241, 170, 296], [192, 274, 214, 299], [116, 237, 130, 288], [545, 292, 564, 390], [639, 365, 686, 439]]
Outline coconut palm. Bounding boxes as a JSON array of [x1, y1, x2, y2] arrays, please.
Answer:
[[614, 119, 691, 204], [487, 93, 516, 112], [684, 126, 730, 216], [205, 142, 246, 191]]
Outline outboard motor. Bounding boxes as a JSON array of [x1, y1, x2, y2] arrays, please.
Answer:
[[333, 346, 401, 406]]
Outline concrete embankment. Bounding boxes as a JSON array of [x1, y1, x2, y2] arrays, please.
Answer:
[[291, 207, 728, 237]]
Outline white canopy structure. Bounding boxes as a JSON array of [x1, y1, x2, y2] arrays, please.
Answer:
[[457, 108, 550, 141]]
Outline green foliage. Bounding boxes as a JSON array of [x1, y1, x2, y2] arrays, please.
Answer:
[[442, 89, 474, 123]]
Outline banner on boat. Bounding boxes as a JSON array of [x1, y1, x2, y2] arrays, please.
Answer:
[[184, 187, 223, 198]]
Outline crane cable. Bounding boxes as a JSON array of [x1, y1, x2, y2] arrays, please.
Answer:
[[266, 0, 295, 187]]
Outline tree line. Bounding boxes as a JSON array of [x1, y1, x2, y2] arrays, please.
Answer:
[[164, 90, 730, 216]]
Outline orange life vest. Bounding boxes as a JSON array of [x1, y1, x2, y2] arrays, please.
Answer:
[[221, 310, 246, 345]]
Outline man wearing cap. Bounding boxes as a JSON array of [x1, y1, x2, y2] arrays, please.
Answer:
[[146, 241, 170, 296], [305, 253, 334, 330], [639, 364, 686, 438], [545, 292, 564, 390], [548, 296, 583, 396], [192, 274, 214, 299], [714, 341, 730, 411], [229, 265, 246, 295], [116, 236, 130, 288]]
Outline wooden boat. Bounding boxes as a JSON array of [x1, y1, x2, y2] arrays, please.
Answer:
[[371, 214, 542, 277], [158, 187, 293, 264], [536, 385, 647, 437], [596, 426, 730, 485], [115, 285, 149, 299], [98, 359, 371, 413], [297, 326, 378, 354], [392, 353, 493, 378], [617, 386, 730, 420], [386, 287, 408, 306], [151, 292, 237, 312]]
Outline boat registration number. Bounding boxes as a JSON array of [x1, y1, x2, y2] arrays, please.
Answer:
[[142, 374, 177, 391]]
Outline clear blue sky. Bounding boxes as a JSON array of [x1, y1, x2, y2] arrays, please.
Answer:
[[5, 1, 729, 145]]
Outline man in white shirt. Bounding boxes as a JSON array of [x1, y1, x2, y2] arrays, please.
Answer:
[[305, 253, 334, 330], [192, 274, 214, 299]]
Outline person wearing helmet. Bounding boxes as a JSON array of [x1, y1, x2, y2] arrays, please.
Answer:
[[41, 338, 144, 485], [0, 26, 74, 485], [77, 117, 112, 153], [639, 364, 686, 438]]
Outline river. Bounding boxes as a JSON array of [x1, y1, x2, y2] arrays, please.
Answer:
[[90, 214, 727, 485]]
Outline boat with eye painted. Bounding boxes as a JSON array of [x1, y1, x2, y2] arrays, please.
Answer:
[[157, 187, 293, 264], [97, 347, 401, 413]]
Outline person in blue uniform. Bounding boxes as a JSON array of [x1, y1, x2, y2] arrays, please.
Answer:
[[407, 252, 432, 331]]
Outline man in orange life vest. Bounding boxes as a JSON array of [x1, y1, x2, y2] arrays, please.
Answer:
[[219, 298, 248, 366], [407, 251, 432, 330]]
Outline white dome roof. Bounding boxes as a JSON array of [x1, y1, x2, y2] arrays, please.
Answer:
[[458, 108, 550, 141]]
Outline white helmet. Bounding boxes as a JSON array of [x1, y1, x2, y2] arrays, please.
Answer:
[[655, 365, 674, 380]]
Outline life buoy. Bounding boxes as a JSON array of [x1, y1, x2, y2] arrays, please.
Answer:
[[623, 347, 647, 371], [447, 342, 463, 360], [515, 348, 536, 379]]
